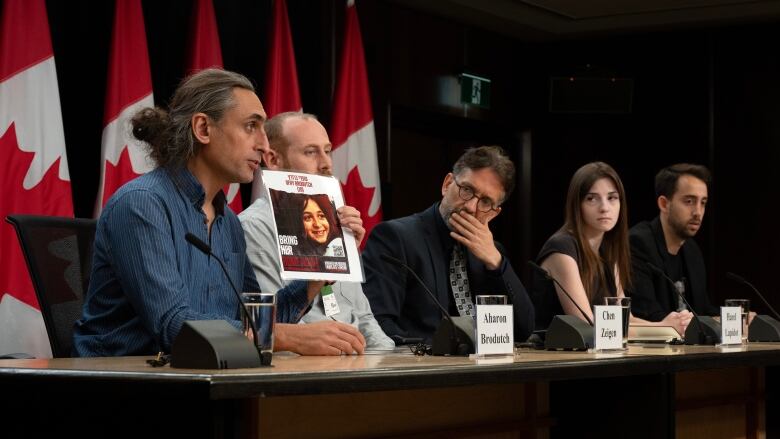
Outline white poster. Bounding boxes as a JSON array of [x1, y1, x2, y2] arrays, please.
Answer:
[[263, 170, 363, 282]]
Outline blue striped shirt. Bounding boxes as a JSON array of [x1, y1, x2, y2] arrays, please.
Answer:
[[73, 167, 309, 357]]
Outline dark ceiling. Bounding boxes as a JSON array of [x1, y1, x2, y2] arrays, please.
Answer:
[[392, 0, 780, 39]]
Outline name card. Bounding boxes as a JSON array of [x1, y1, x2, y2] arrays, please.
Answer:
[[721, 306, 742, 345], [594, 305, 623, 350], [476, 304, 513, 355]]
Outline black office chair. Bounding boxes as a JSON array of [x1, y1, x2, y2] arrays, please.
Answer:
[[5, 215, 96, 358]]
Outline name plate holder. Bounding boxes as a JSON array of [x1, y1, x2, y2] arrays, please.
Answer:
[[720, 306, 742, 345], [474, 304, 514, 356], [594, 305, 624, 351]]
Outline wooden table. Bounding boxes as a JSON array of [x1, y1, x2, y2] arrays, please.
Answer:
[[1, 344, 778, 438]]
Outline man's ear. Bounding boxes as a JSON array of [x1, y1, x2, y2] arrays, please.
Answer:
[[657, 195, 669, 213], [441, 173, 454, 197], [264, 149, 283, 170], [192, 113, 210, 145]]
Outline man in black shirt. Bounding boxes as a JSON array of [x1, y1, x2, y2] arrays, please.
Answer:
[[628, 163, 718, 334]]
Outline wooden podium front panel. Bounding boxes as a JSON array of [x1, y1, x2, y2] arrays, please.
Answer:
[[255, 382, 551, 439], [675, 367, 765, 439]]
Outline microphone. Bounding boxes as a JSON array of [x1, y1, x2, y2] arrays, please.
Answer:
[[380, 253, 473, 356], [184, 232, 264, 362], [645, 263, 697, 315], [527, 261, 593, 326], [645, 262, 719, 344], [186, 232, 212, 254], [726, 272, 780, 321]]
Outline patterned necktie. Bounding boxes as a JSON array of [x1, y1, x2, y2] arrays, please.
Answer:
[[449, 244, 474, 317]]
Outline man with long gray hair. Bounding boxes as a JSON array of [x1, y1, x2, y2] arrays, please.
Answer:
[[73, 69, 364, 357]]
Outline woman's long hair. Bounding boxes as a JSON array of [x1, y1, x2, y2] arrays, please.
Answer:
[[560, 162, 632, 302]]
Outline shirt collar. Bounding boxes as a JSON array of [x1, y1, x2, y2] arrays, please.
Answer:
[[168, 166, 227, 217], [433, 201, 455, 252]]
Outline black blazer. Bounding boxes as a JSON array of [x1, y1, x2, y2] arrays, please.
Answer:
[[628, 216, 718, 321], [361, 204, 535, 343]]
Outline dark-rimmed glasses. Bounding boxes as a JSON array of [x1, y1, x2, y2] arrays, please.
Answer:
[[453, 178, 499, 212]]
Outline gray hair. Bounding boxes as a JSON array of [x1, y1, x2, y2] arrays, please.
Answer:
[[131, 68, 255, 168], [452, 145, 516, 201]]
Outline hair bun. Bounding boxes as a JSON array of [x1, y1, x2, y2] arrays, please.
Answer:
[[131, 107, 169, 145]]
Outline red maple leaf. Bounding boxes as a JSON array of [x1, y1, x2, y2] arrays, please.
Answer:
[[101, 146, 142, 207], [342, 166, 382, 250], [226, 185, 243, 213], [0, 123, 73, 309]]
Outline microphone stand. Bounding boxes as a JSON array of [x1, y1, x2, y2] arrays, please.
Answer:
[[527, 261, 593, 326], [645, 262, 719, 345], [726, 272, 780, 321], [528, 260, 594, 350], [185, 232, 267, 364], [380, 253, 473, 356]]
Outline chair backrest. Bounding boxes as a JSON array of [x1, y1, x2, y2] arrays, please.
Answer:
[[5, 215, 96, 358]]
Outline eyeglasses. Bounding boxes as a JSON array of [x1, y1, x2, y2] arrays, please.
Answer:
[[453, 178, 499, 212]]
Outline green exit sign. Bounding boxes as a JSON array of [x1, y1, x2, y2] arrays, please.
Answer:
[[460, 73, 491, 108]]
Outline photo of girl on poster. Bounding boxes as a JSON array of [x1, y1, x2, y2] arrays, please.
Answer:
[[270, 189, 350, 274]]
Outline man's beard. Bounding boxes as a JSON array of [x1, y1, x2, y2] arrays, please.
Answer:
[[440, 205, 471, 231], [439, 204, 457, 231], [670, 216, 698, 240]]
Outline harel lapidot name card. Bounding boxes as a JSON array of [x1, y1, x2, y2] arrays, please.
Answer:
[[720, 306, 742, 345], [262, 170, 363, 282]]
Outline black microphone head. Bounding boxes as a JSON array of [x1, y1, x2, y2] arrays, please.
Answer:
[[726, 272, 746, 284], [185, 232, 212, 255], [380, 253, 403, 267], [527, 260, 551, 280]]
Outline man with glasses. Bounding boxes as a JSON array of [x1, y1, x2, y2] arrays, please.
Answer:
[[361, 146, 535, 344]]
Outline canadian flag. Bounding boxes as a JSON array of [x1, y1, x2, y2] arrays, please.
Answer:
[[250, 0, 302, 202], [0, 0, 74, 357], [331, 0, 382, 246], [95, 0, 155, 215], [186, 0, 243, 212]]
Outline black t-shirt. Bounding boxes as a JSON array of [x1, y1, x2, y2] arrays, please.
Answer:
[[531, 231, 616, 329]]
